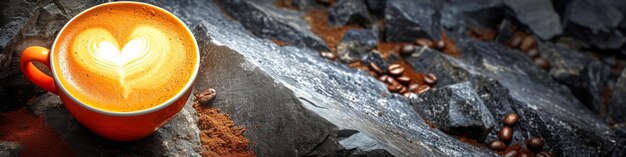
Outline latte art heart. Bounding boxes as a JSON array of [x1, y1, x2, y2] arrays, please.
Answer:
[[71, 26, 171, 97]]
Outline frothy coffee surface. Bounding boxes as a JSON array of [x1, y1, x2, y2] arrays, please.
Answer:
[[53, 3, 197, 112]]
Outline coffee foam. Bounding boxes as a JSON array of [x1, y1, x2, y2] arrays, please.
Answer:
[[53, 3, 197, 112]]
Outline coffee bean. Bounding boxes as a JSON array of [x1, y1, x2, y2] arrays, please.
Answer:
[[423, 73, 437, 85], [400, 45, 416, 56], [396, 76, 411, 85], [536, 152, 554, 157], [388, 64, 405, 76], [403, 91, 413, 97], [510, 35, 523, 48], [385, 76, 397, 84], [489, 140, 506, 151], [378, 75, 390, 82], [416, 38, 433, 47], [388, 84, 402, 93], [368, 62, 383, 74], [503, 113, 520, 126], [504, 150, 519, 157], [519, 152, 532, 157], [415, 85, 430, 94], [527, 137, 544, 150], [498, 126, 513, 143], [399, 86, 408, 94], [434, 40, 446, 50], [408, 83, 419, 91], [520, 36, 536, 52], [526, 48, 539, 58], [320, 51, 336, 60], [197, 88, 216, 104], [533, 57, 551, 71]]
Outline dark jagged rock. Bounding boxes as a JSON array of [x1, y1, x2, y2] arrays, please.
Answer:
[[495, 19, 515, 45], [336, 29, 377, 63], [411, 81, 496, 140], [27, 93, 203, 156], [361, 51, 388, 74], [365, 0, 386, 16], [0, 0, 37, 50], [328, 0, 372, 27], [609, 69, 626, 124], [384, 0, 441, 42], [0, 141, 20, 157], [538, 43, 610, 114], [218, 0, 328, 51], [441, 0, 503, 30], [406, 41, 616, 156], [563, 0, 625, 49], [503, 0, 562, 40]]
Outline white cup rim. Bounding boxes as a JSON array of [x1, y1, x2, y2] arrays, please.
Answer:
[[49, 1, 200, 116]]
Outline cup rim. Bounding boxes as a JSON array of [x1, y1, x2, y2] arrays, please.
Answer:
[[49, 1, 200, 116]]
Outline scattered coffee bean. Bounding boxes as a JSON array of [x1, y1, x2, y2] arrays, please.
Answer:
[[520, 36, 536, 52], [504, 150, 519, 157], [434, 40, 446, 50], [403, 91, 413, 97], [415, 85, 430, 94], [510, 35, 523, 48], [527, 137, 544, 151], [519, 152, 532, 157], [197, 88, 217, 104], [320, 51, 336, 60], [503, 113, 520, 126], [399, 86, 408, 94], [388, 84, 402, 93], [533, 57, 551, 71], [385, 77, 397, 84], [396, 76, 411, 85], [498, 126, 513, 143], [416, 38, 433, 48], [408, 83, 419, 91], [526, 48, 539, 58], [378, 75, 390, 82], [368, 62, 383, 74], [400, 44, 416, 56], [423, 73, 437, 85], [536, 152, 554, 157], [489, 140, 506, 151], [388, 64, 405, 76]]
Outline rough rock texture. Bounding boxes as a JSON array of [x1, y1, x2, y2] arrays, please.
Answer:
[[328, 0, 372, 27], [563, 0, 625, 49], [440, 0, 503, 30], [610, 69, 626, 124], [538, 43, 611, 114], [384, 0, 441, 42], [361, 51, 389, 74], [503, 0, 562, 40], [26, 93, 203, 156], [406, 41, 616, 156], [218, 0, 328, 51], [411, 82, 496, 140], [336, 29, 377, 63], [0, 141, 20, 157]]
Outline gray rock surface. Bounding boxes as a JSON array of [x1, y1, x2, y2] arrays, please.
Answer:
[[0, 141, 20, 157], [564, 0, 625, 49], [328, 0, 372, 27], [610, 69, 626, 124], [503, 0, 562, 40], [27, 93, 203, 157], [407, 41, 616, 156], [218, 0, 328, 51], [337, 29, 377, 63], [411, 82, 496, 140], [384, 0, 441, 42], [538, 43, 611, 114]]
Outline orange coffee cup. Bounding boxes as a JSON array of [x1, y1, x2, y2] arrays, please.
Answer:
[[19, 2, 199, 141]]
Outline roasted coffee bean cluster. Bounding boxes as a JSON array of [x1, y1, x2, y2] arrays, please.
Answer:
[[489, 113, 554, 157], [375, 63, 437, 97], [509, 34, 551, 71]]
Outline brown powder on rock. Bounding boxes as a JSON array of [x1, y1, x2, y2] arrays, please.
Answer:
[[305, 9, 362, 52], [0, 108, 74, 157], [193, 101, 255, 157]]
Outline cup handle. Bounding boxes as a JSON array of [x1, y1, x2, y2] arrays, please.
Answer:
[[20, 46, 57, 94]]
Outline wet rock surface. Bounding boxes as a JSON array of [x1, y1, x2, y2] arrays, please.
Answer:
[[411, 81, 496, 140], [1, 0, 625, 156]]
